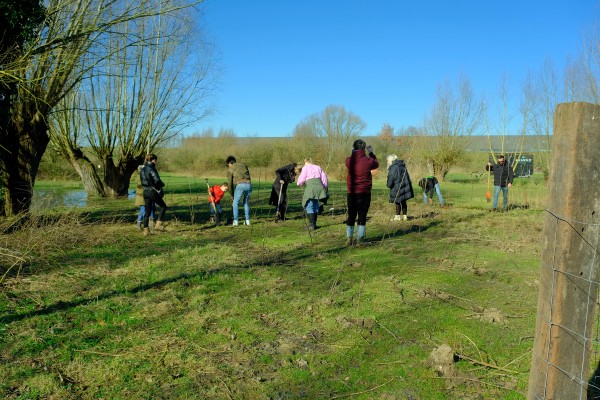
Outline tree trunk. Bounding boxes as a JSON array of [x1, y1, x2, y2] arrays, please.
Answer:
[[102, 156, 140, 198], [70, 157, 106, 197], [0, 112, 49, 217]]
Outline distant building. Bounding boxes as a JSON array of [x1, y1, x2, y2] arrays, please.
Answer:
[[467, 135, 550, 153]]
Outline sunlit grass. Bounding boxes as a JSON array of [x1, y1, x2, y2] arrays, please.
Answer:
[[0, 175, 548, 399]]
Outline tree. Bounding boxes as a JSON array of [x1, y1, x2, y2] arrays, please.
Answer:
[[292, 105, 366, 173], [0, 0, 201, 217], [484, 76, 529, 171], [521, 59, 560, 178], [0, 0, 46, 214], [420, 76, 483, 179], [48, 6, 215, 197]]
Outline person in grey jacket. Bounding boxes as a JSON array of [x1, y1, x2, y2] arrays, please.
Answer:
[[386, 154, 414, 221], [140, 153, 167, 236], [486, 155, 513, 210]]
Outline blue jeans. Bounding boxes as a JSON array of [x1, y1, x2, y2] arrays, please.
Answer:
[[493, 186, 509, 209], [423, 183, 444, 205], [233, 183, 252, 221], [210, 203, 223, 216], [138, 204, 156, 221], [305, 198, 319, 214]]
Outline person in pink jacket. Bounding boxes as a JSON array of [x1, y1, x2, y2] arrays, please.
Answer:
[[345, 139, 379, 245], [296, 158, 328, 230]]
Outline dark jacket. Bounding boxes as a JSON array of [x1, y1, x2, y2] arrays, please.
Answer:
[[346, 149, 379, 194], [486, 162, 514, 187], [418, 176, 438, 198], [269, 164, 297, 206], [387, 159, 414, 204], [140, 162, 165, 191]]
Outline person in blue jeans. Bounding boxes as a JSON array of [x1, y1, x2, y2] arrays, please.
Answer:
[[226, 156, 252, 226], [418, 176, 445, 206], [486, 155, 514, 210], [135, 165, 156, 229], [296, 158, 329, 230]]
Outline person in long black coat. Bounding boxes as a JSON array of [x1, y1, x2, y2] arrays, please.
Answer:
[[269, 163, 300, 222], [386, 154, 414, 221]]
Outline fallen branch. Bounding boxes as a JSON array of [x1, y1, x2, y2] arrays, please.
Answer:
[[455, 352, 517, 374]]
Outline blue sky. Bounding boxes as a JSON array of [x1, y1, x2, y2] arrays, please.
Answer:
[[195, 0, 599, 137]]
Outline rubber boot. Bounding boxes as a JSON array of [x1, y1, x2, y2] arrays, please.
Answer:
[[346, 225, 355, 246], [306, 213, 316, 230], [356, 225, 366, 246], [136, 220, 142, 230], [313, 213, 318, 229], [214, 213, 221, 225]]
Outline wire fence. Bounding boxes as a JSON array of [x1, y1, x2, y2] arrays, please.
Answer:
[[530, 209, 600, 400]]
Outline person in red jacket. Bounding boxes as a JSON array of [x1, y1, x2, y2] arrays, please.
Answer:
[[208, 182, 229, 224], [345, 139, 379, 245]]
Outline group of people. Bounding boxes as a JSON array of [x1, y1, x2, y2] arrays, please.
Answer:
[[135, 144, 515, 243]]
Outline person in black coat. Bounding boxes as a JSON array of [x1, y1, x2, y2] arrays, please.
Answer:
[[486, 155, 513, 210], [139, 153, 167, 236], [269, 163, 300, 222], [386, 154, 414, 221]]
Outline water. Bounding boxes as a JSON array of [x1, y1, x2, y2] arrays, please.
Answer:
[[32, 189, 136, 209]]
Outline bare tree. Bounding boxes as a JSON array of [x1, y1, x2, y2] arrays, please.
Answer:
[[292, 105, 366, 172], [0, 0, 202, 217], [563, 24, 600, 103], [49, 5, 216, 197], [521, 59, 560, 178], [484, 76, 529, 170], [421, 75, 483, 179]]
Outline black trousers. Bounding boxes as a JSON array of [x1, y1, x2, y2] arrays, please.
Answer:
[[347, 193, 371, 226], [143, 188, 167, 228]]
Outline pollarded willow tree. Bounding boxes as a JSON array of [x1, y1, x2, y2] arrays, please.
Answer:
[[417, 75, 484, 179], [49, 4, 216, 197], [292, 105, 366, 175], [0, 0, 204, 217]]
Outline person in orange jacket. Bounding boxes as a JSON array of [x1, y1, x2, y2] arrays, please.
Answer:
[[208, 182, 229, 224]]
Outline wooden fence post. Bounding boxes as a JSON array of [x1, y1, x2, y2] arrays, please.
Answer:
[[528, 102, 600, 399]]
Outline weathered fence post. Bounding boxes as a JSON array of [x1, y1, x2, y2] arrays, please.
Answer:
[[528, 102, 600, 399]]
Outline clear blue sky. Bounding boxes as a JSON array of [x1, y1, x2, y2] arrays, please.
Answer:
[[194, 0, 599, 137]]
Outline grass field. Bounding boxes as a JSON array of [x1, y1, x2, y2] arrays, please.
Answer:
[[0, 174, 549, 399]]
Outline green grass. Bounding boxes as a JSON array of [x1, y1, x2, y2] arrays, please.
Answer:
[[0, 176, 549, 399]]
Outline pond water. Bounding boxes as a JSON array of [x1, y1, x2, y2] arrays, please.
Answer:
[[32, 189, 136, 209]]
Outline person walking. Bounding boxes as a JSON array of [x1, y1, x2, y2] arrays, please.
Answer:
[[486, 155, 513, 210], [269, 163, 300, 222], [345, 139, 379, 246], [296, 158, 328, 230], [226, 156, 252, 226], [418, 175, 445, 206], [135, 164, 155, 230], [386, 154, 414, 221], [140, 153, 167, 236]]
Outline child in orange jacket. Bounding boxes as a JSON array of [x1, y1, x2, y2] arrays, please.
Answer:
[[208, 182, 229, 224]]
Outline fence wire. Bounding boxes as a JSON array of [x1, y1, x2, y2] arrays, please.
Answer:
[[531, 210, 600, 400]]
